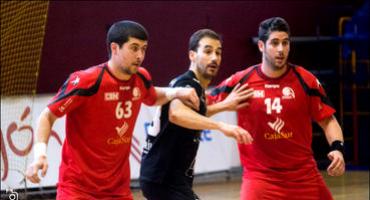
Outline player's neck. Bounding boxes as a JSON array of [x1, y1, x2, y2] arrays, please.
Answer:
[[261, 62, 288, 78], [107, 60, 132, 81], [189, 67, 210, 89]]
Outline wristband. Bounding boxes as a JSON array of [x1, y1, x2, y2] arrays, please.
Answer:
[[34, 142, 47, 160], [330, 140, 344, 155], [165, 89, 177, 101]]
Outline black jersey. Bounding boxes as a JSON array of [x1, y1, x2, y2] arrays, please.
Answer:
[[140, 70, 207, 185]]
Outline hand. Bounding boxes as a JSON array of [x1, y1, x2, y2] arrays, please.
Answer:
[[327, 150, 345, 176], [175, 87, 200, 111], [219, 122, 253, 144], [26, 155, 48, 183], [222, 83, 254, 111]]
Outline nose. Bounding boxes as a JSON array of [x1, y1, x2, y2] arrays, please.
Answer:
[[277, 43, 284, 52], [211, 52, 219, 62], [137, 49, 145, 60]]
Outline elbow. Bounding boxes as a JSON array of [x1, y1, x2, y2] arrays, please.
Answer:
[[168, 108, 181, 124]]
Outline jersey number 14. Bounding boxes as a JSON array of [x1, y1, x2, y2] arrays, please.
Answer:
[[264, 97, 282, 114]]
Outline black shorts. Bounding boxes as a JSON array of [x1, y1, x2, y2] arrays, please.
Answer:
[[140, 180, 200, 200]]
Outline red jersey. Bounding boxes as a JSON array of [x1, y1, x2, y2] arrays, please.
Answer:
[[209, 64, 335, 182], [48, 63, 157, 199]]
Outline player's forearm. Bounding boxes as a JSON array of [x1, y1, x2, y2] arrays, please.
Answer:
[[169, 99, 221, 131], [154, 87, 184, 105], [318, 115, 344, 144], [206, 101, 229, 117], [153, 87, 170, 105], [206, 83, 253, 117], [36, 108, 58, 144], [33, 108, 58, 160]]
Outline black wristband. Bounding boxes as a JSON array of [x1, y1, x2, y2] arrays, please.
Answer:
[[330, 140, 344, 155]]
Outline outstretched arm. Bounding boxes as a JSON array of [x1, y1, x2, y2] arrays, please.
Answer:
[[317, 115, 345, 176], [207, 83, 253, 116], [169, 99, 253, 144], [26, 108, 58, 183], [154, 87, 199, 110]]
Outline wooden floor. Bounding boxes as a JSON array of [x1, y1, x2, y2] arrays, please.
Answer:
[[132, 171, 369, 200]]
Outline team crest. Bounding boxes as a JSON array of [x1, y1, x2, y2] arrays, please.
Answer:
[[282, 87, 295, 99], [132, 87, 141, 100], [71, 76, 80, 86]]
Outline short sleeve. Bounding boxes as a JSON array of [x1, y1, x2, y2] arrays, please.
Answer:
[[138, 67, 157, 106], [173, 79, 203, 98], [48, 72, 85, 117], [309, 77, 336, 122]]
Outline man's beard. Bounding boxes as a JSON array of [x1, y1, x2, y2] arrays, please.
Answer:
[[265, 55, 286, 71], [121, 65, 138, 75], [200, 66, 218, 80]]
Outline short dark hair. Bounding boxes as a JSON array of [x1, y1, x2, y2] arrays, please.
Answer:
[[258, 17, 290, 43], [106, 20, 148, 58], [189, 29, 222, 51]]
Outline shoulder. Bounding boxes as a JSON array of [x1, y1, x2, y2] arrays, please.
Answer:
[[137, 67, 153, 80], [232, 65, 259, 82], [170, 71, 200, 88], [292, 65, 320, 88], [67, 63, 105, 89], [293, 65, 316, 79], [238, 65, 259, 75], [222, 64, 259, 86], [136, 67, 153, 89], [232, 65, 258, 78]]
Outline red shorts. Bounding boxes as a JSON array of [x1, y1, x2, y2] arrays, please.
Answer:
[[240, 176, 333, 200], [57, 185, 133, 200]]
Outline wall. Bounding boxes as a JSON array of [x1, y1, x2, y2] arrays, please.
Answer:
[[37, 1, 362, 93]]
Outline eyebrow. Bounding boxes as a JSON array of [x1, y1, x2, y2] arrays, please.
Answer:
[[271, 38, 289, 41], [130, 42, 141, 46], [129, 43, 148, 48], [203, 45, 222, 50]]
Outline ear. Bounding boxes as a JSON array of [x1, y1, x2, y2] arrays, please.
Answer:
[[258, 40, 264, 53], [110, 43, 119, 56], [189, 50, 196, 62]]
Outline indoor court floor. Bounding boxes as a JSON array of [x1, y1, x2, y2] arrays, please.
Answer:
[[132, 170, 369, 200]]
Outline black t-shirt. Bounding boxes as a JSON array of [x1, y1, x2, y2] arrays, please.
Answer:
[[140, 70, 207, 185]]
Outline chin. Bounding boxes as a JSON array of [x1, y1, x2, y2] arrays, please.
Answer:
[[208, 69, 219, 76], [129, 67, 138, 74], [275, 62, 287, 69], [205, 73, 216, 80], [123, 68, 137, 75]]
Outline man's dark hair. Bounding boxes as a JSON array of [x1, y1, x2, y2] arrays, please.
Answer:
[[106, 20, 148, 58], [189, 29, 222, 51], [258, 17, 290, 43]]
